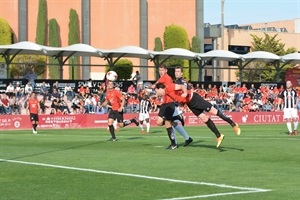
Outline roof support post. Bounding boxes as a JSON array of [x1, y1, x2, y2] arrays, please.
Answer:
[[237, 60, 243, 82], [195, 60, 206, 82]]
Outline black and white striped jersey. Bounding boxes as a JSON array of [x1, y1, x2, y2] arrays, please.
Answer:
[[279, 89, 298, 109], [139, 99, 151, 114]]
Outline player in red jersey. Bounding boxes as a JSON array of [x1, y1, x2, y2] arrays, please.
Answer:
[[151, 64, 188, 149], [155, 82, 241, 148], [27, 92, 40, 134], [99, 80, 139, 141]]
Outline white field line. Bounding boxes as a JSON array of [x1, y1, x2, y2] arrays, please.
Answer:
[[0, 159, 271, 199], [0, 133, 296, 140]]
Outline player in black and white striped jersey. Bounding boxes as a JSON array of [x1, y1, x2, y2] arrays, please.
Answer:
[[278, 80, 299, 136], [138, 93, 151, 134]]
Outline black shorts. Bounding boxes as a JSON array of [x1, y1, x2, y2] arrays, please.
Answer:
[[158, 102, 175, 121], [30, 113, 39, 122], [187, 93, 213, 116], [108, 110, 124, 123]]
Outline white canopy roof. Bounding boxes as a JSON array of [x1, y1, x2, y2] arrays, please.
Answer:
[[101, 46, 151, 59], [151, 48, 198, 60], [281, 52, 300, 64], [0, 41, 47, 55], [241, 51, 282, 62], [44, 43, 102, 57], [199, 50, 243, 61]]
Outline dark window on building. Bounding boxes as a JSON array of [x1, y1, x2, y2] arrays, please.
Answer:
[[228, 45, 250, 66], [204, 44, 213, 65]]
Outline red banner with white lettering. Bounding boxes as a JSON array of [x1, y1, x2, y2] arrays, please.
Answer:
[[0, 112, 286, 131]]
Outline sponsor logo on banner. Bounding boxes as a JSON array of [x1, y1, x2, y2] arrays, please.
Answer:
[[0, 118, 12, 127], [253, 114, 282, 123], [40, 115, 79, 128]]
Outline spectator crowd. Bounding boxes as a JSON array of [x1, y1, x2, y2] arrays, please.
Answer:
[[0, 80, 295, 116]]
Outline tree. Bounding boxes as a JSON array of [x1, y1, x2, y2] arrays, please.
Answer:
[[163, 24, 190, 80], [35, 0, 47, 78], [106, 59, 133, 80], [0, 18, 13, 64], [48, 18, 60, 79], [0, 18, 12, 45], [35, 0, 47, 45], [10, 55, 47, 78], [237, 33, 297, 82], [68, 9, 80, 80], [154, 37, 163, 51], [190, 36, 201, 81]]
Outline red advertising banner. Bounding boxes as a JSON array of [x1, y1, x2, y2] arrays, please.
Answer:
[[0, 111, 286, 131]]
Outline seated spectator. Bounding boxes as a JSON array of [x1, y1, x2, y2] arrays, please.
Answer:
[[49, 108, 56, 115], [40, 81, 51, 101], [95, 101, 106, 114], [56, 109, 63, 115], [23, 94, 30, 115], [15, 82, 24, 99], [127, 95, 139, 113], [0, 97, 4, 114], [51, 88, 60, 99], [58, 96, 71, 114], [62, 109, 69, 115], [78, 85, 86, 98], [1, 94, 11, 114], [263, 100, 273, 112], [6, 82, 15, 98], [215, 96, 223, 111], [85, 85, 91, 95], [127, 84, 136, 95], [84, 95, 94, 114], [51, 98, 59, 111], [24, 82, 33, 96], [39, 97, 48, 114], [97, 88, 105, 103], [71, 95, 81, 113], [9, 96, 21, 115], [52, 81, 59, 94], [64, 83, 74, 101]]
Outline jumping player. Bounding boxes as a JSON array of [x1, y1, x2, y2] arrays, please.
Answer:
[[155, 82, 241, 148]]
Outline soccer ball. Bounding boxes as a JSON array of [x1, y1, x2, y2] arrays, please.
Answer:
[[106, 71, 118, 81]]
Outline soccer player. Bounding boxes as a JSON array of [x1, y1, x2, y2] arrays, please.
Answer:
[[138, 93, 151, 134], [173, 66, 193, 146], [27, 92, 40, 134], [278, 80, 299, 136], [155, 82, 241, 148], [99, 80, 139, 141], [151, 64, 188, 149]]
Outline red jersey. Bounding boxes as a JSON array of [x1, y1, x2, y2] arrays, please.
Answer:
[[164, 84, 192, 104], [105, 89, 122, 110], [28, 98, 39, 114], [157, 74, 174, 104]]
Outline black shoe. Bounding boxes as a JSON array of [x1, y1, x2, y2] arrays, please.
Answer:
[[184, 137, 193, 147], [166, 144, 178, 150], [107, 138, 117, 141], [133, 117, 139, 126]]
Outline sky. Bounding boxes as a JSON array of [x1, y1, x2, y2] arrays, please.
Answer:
[[204, 0, 300, 25]]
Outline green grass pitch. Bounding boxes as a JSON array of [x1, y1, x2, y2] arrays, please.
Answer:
[[0, 124, 299, 200]]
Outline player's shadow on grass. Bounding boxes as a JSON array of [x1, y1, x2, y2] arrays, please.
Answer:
[[147, 130, 163, 134], [126, 137, 144, 140], [185, 140, 244, 152], [280, 131, 294, 136], [1, 141, 101, 162]]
